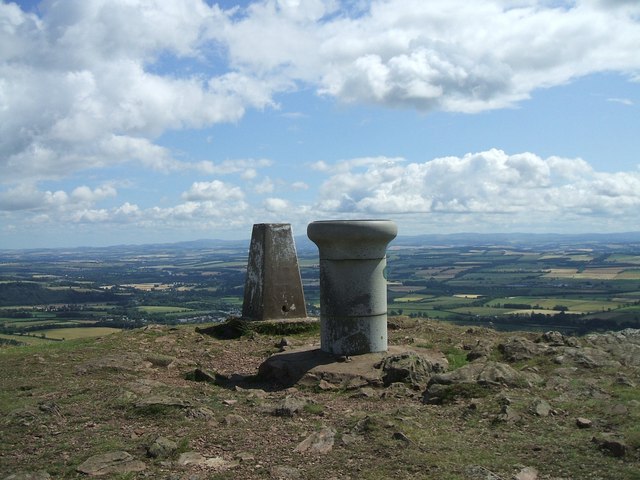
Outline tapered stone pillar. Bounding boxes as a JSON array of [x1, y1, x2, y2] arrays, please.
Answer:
[[242, 223, 307, 321], [307, 220, 397, 355]]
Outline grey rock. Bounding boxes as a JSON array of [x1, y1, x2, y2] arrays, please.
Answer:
[[177, 452, 206, 466], [538, 331, 565, 346], [608, 403, 629, 416], [318, 379, 338, 391], [515, 466, 539, 480], [144, 353, 176, 368], [76, 451, 146, 476], [566, 347, 621, 369], [498, 337, 548, 362], [223, 414, 247, 426], [376, 351, 445, 388], [272, 396, 308, 417], [392, 431, 411, 443], [186, 406, 217, 420], [270, 466, 302, 479], [432, 361, 542, 388], [495, 404, 521, 423], [176, 452, 229, 468], [465, 465, 503, 480], [530, 398, 552, 417], [147, 436, 178, 459], [465, 339, 494, 361], [584, 329, 640, 366], [294, 427, 336, 454], [381, 382, 415, 399], [351, 387, 379, 398], [615, 375, 636, 387], [276, 337, 292, 349], [423, 362, 542, 404], [576, 417, 592, 429], [592, 435, 627, 457], [235, 452, 255, 463], [3, 473, 51, 480], [186, 368, 226, 384]]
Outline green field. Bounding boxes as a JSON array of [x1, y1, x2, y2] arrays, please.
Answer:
[[137, 306, 193, 314]]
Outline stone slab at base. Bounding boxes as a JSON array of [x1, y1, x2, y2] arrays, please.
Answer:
[[258, 344, 446, 390]]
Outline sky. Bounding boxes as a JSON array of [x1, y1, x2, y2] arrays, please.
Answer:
[[1, 0, 639, 249]]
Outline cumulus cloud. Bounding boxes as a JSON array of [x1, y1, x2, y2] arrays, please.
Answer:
[[2, 0, 639, 186], [0, 183, 116, 212], [218, 0, 640, 112], [195, 158, 273, 176], [0, 0, 276, 183], [315, 149, 640, 222], [182, 180, 245, 202], [254, 177, 275, 194], [264, 197, 290, 212]]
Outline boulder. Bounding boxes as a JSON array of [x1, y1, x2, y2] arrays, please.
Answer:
[[423, 361, 542, 404], [294, 427, 336, 454], [498, 337, 548, 362], [561, 347, 621, 369], [271, 396, 308, 417], [592, 435, 628, 458], [76, 451, 146, 476], [529, 398, 552, 417], [465, 339, 494, 361], [375, 351, 445, 388], [585, 329, 640, 366], [576, 417, 592, 429], [538, 331, 566, 346], [146, 436, 178, 459]]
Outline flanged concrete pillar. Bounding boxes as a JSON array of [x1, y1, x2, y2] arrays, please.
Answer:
[[242, 223, 307, 321], [307, 219, 397, 355]]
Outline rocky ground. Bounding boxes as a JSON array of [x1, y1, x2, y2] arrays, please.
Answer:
[[1, 317, 639, 479]]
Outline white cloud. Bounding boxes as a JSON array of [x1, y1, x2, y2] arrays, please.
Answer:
[[181, 180, 245, 201], [220, 0, 640, 112], [0, 183, 116, 212], [291, 181, 309, 190], [264, 197, 290, 212], [255, 177, 275, 194], [0, 1, 277, 183], [3, 148, 640, 244], [71, 185, 117, 204], [195, 158, 273, 176], [315, 150, 640, 224], [2, 0, 639, 187], [607, 97, 634, 106]]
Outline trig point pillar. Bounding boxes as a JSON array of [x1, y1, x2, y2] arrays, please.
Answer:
[[242, 223, 307, 321], [307, 220, 397, 355]]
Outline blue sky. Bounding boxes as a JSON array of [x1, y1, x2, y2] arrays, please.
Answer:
[[1, 0, 639, 249]]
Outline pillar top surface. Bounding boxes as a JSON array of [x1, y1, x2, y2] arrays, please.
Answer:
[[307, 219, 397, 260]]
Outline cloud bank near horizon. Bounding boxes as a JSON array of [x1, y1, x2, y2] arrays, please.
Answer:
[[2, 149, 639, 238]]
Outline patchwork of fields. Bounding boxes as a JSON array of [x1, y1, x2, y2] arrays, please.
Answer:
[[1, 234, 640, 344], [385, 240, 640, 332]]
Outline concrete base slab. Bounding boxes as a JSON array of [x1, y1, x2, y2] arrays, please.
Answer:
[[258, 345, 446, 390]]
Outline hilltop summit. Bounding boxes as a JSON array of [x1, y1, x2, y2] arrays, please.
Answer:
[[1, 318, 639, 479]]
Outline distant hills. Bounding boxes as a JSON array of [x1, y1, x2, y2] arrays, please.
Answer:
[[2, 231, 640, 255]]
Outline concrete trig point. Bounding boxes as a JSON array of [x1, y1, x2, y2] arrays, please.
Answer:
[[242, 223, 307, 321], [307, 219, 397, 355]]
